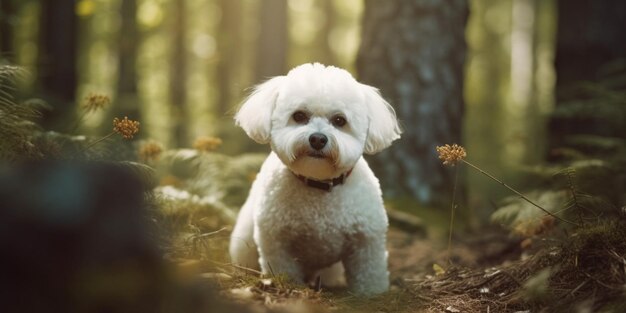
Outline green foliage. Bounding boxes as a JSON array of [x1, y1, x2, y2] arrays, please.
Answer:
[[493, 69, 626, 235], [154, 185, 236, 228], [491, 159, 624, 235], [551, 67, 626, 140], [491, 190, 568, 235], [564, 135, 624, 155], [155, 149, 266, 209], [0, 65, 47, 161], [119, 161, 157, 188], [145, 149, 265, 263], [0, 65, 141, 162]]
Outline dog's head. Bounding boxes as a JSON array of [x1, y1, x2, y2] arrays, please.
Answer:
[[235, 63, 401, 180]]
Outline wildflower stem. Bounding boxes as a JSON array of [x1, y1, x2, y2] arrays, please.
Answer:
[[447, 165, 459, 264], [82, 132, 115, 151], [69, 110, 88, 133], [461, 159, 580, 227]]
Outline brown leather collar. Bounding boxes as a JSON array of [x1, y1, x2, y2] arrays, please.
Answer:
[[292, 169, 353, 192]]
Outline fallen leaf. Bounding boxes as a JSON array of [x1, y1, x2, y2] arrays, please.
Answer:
[[230, 287, 255, 300], [433, 263, 446, 276], [445, 306, 460, 312]]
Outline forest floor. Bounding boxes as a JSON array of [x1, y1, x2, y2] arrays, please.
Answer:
[[165, 210, 626, 313], [148, 151, 543, 312], [147, 150, 626, 312], [172, 219, 527, 313]]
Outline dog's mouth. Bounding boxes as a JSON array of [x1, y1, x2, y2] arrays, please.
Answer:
[[307, 151, 327, 159], [294, 146, 337, 164]]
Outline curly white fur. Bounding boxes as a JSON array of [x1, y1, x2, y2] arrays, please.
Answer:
[[230, 63, 401, 296]]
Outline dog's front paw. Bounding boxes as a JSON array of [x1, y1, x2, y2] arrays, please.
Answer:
[[349, 284, 389, 297], [347, 270, 389, 296], [343, 239, 390, 296]]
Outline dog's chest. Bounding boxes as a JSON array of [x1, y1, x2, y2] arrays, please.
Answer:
[[263, 191, 365, 269], [279, 216, 363, 269]]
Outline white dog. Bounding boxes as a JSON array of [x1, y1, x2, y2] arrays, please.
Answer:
[[229, 63, 401, 296]]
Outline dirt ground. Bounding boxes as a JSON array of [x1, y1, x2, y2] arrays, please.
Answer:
[[207, 224, 524, 313]]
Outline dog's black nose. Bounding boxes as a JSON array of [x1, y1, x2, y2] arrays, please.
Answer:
[[309, 133, 328, 150]]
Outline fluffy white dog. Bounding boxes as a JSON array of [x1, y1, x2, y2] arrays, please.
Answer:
[[229, 63, 401, 296]]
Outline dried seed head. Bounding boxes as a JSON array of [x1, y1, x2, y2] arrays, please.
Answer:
[[113, 116, 140, 139], [138, 140, 163, 162], [193, 136, 222, 152], [82, 93, 110, 113], [436, 144, 467, 166]]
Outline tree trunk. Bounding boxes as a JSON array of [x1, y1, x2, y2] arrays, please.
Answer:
[[0, 0, 15, 61], [317, 0, 335, 66], [216, 0, 242, 115], [255, 0, 287, 81], [102, 0, 140, 134], [169, 0, 188, 147], [549, 0, 626, 148], [357, 0, 468, 206], [37, 0, 78, 130], [555, 0, 626, 97], [116, 0, 140, 120]]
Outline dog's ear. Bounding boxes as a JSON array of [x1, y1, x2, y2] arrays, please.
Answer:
[[361, 84, 402, 154], [235, 76, 286, 144]]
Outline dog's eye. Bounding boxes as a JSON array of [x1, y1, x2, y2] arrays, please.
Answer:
[[292, 111, 309, 124], [331, 115, 347, 127]]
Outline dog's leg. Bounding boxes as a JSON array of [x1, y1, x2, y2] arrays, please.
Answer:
[[342, 237, 389, 296], [258, 247, 304, 284], [255, 228, 305, 284], [229, 202, 260, 270], [316, 262, 346, 287]]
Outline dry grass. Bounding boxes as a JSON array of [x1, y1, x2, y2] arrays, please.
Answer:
[[409, 220, 626, 312]]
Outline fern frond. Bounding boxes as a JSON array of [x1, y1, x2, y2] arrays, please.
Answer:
[[0, 64, 45, 161]]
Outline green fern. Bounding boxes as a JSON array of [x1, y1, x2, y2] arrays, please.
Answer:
[[154, 149, 265, 209], [0, 65, 46, 160]]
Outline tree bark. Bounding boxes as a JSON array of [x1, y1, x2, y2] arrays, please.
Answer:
[[255, 0, 287, 81], [555, 0, 626, 97], [316, 0, 335, 66], [0, 0, 15, 61], [549, 0, 626, 147], [216, 0, 242, 115], [102, 0, 141, 134], [170, 0, 188, 147], [37, 0, 78, 130], [357, 0, 468, 206], [116, 0, 140, 119]]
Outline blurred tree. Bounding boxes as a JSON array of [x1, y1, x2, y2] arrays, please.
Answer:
[[255, 0, 287, 81], [463, 0, 512, 221], [37, 0, 78, 130], [0, 0, 15, 61], [170, 0, 189, 147], [116, 0, 140, 119], [357, 0, 468, 206], [216, 0, 242, 115], [549, 0, 626, 147], [316, 0, 336, 65], [555, 0, 626, 97], [103, 0, 141, 133]]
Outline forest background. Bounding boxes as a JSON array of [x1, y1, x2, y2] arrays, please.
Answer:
[[1, 0, 625, 312]]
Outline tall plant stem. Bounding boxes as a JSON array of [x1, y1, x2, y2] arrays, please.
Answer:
[[447, 165, 459, 264], [82, 132, 115, 151], [69, 110, 88, 133], [461, 159, 580, 227]]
